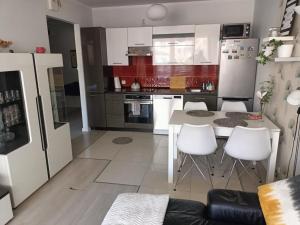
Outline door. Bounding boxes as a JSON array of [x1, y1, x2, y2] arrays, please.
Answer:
[[0, 53, 48, 207], [194, 24, 221, 65], [33, 54, 73, 178], [128, 27, 153, 47], [106, 28, 128, 66], [218, 39, 258, 98]]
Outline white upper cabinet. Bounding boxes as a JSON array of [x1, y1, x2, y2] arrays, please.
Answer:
[[153, 37, 194, 65], [106, 28, 129, 66], [128, 27, 153, 47], [153, 25, 195, 35], [194, 24, 221, 65]]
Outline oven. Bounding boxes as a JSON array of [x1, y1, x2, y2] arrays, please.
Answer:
[[123, 94, 153, 129]]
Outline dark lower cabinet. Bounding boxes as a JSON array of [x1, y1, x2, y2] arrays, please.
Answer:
[[87, 93, 106, 128], [184, 94, 217, 111], [105, 93, 124, 128]]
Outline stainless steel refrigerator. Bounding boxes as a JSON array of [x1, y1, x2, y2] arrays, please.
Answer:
[[217, 39, 258, 111]]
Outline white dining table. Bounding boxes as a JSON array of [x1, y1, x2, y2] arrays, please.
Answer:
[[168, 110, 281, 184]]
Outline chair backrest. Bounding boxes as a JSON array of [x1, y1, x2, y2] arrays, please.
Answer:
[[221, 101, 247, 112], [184, 101, 208, 111], [224, 126, 271, 161], [177, 124, 217, 155]]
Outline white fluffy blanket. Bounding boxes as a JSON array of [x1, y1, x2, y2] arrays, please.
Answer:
[[101, 193, 169, 225]]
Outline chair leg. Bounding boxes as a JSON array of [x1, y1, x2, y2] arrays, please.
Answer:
[[238, 160, 262, 183], [220, 150, 226, 164], [206, 156, 214, 188], [190, 155, 213, 188], [206, 156, 214, 176], [178, 153, 187, 172], [225, 160, 237, 189], [189, 155, 206, 179], [174, 162, 193, 191]]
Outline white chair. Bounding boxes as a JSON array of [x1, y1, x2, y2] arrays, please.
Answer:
[[220, 101, 248, 164], [179, 101, 209, 171], [184, 101, 208, 111], [221, 101, 247, 112], [174, 124, 218, 190], [224, 126, 271, 188]]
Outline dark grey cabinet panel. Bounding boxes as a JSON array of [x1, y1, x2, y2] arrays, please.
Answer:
[[87, 93, 106, 128], [184, 95, 217, 111], [105, 93, 124, 128], [106, 115, 124, 128], [81, 27, 109, 93]]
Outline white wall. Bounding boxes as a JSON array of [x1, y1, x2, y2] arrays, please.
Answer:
[[252, 0, 300, 177], [0, 0, 92, 53], [92, 0, 255, 28]]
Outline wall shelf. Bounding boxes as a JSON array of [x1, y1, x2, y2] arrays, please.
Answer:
[[274, 57, 300, 62], [263, 36, 294, 43]]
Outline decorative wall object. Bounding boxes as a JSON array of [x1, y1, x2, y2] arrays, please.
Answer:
[[48, 0, 62, 11], [0, 39, 12, 48], [280, 0, 299, 36]]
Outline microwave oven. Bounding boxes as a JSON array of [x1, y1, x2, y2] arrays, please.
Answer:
[[221, 23, 250, 39]]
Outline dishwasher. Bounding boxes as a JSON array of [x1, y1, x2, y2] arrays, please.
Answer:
[[153, 95, 183, 134]]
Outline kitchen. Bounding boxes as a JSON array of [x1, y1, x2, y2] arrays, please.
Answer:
[[0, 0, 300, 224], [83, 23, 257, 134]]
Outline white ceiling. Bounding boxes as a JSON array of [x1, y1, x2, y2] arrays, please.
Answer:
[[75, 0, 210, 7]]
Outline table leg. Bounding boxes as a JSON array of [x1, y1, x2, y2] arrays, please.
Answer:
[[266, 131, 280, 183], [168, 125, 174, 184]]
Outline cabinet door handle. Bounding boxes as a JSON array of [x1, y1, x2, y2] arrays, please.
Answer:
[[199, 61, 212, 63], [168, 42, 178, 45], [113, 62, 122, 65], [163, 97, 172, 99], [192, 97, 206, 100], [134, 43, 145, 46]]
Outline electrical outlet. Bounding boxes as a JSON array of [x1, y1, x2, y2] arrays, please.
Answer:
[[121, 80, 126, 85]]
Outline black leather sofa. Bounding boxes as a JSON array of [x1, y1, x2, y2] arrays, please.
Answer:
[[163, 189, 266, 225]]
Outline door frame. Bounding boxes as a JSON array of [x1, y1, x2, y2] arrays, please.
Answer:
[[46, 16, 90, 133]]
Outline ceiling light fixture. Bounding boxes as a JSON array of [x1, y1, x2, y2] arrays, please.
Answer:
[[146, 4, 168, 21]]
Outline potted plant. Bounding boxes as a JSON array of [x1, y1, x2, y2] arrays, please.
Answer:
[[277, 43, 294, 57], [257, 39, 283, 65], [256, 79, 274, 117]]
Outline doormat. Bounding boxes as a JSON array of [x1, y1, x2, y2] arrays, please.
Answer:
[[112, 137, 133, 145]]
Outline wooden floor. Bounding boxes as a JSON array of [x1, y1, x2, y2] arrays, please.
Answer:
[[8, 131, 262, 225]]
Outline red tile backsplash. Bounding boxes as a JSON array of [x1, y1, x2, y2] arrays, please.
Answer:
[[112, 56, 218, 88]]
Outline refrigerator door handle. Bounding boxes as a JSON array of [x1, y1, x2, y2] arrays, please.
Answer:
[[36, 95, 48, 151]]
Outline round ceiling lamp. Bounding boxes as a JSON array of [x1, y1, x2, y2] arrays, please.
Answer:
[[146, 4, 168, 21]]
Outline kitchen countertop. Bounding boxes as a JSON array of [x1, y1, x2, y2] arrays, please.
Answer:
[[105, 88, 217, 96]]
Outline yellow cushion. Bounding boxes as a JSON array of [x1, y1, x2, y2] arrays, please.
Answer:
[[258, 176, 300, 225]]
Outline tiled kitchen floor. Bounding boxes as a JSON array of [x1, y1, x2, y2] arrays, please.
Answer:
[[9, 131, 262, 225]]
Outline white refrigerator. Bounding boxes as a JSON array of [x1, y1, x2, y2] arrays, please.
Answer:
[[0, 53, 72, 207]]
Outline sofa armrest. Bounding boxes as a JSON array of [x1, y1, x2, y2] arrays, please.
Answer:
[[207, 189, 265, 225]]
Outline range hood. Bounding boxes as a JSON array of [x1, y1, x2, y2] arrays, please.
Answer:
[[126, 47, 152, 57]]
